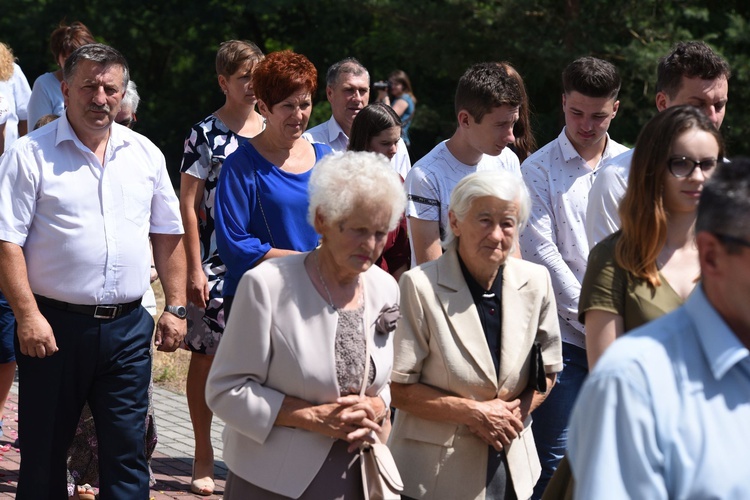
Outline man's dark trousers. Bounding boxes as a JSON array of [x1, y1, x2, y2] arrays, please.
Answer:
[[15, 302, 153, 499]]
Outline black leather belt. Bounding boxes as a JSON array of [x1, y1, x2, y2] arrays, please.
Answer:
[[34, 294, 142, 319]]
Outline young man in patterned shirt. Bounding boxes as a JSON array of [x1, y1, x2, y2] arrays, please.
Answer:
[[518, 56, 629, 498]]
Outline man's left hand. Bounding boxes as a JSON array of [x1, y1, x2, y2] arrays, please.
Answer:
[[154, 312, 186, 352]]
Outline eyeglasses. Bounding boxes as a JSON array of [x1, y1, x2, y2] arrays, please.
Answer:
[[667, 156, 718, 178], [713, 232, 750, 249]]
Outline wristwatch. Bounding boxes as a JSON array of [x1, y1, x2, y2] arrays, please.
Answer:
[[165, 305, 188, 319]]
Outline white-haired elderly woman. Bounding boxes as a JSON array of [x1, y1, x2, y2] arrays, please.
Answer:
[[206, 151, 406, 499], [388, 170, 563, 500]]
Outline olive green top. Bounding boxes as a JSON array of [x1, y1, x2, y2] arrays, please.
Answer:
[[579, 232, 688, 332]]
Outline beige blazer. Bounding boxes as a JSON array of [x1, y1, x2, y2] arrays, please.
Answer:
[[206, 252, 399, 498], [388, 245, 562, 500]]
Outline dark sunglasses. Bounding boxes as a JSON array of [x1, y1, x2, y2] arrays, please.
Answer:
[[667, 156, 718, 178]]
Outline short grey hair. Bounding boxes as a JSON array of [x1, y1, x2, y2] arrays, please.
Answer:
[[443, 170, 531, 247], [308, 151, 405, 231], [697, 158, 750, 253], [121, 80, 140, 113], [326, 57, 369, 87], [63, 43, 129, 90]]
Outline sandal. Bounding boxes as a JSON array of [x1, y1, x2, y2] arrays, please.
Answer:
[[77, 484, 97, 500], [190, 462, 215, 496]]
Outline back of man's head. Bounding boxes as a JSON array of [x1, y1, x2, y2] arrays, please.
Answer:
[[562, 57, 621, 99], [454, 63, 522, 123], [697, 158, 750, 252], [657, 41, 731, 99], [326, 58, 369, 88]]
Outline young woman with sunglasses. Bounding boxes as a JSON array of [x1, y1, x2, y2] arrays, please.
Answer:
[[580, 105, 724, 368]]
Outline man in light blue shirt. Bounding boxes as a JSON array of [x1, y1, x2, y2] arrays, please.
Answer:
[[568, 158, 750, 499]]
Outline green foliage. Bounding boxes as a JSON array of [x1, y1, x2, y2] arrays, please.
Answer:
[[2, 0, 748, 182]]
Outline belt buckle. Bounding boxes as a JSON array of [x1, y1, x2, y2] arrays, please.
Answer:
[[94, 305, 120, 319]]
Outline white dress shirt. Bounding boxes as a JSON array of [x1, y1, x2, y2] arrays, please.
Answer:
[[0, 113, 183, 305], [585, 148, 633, 248], [520, 128, 629, 348], [303, 116, 412, 178]]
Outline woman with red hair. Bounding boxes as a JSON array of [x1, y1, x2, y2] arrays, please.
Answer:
[[215, 50, 332, 316]]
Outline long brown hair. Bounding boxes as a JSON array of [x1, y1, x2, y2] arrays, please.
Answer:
[[348, 103, 401, 153], [498, 61, 536, 162], [389, 69, 417, 104], [616, 105, 723, 287]]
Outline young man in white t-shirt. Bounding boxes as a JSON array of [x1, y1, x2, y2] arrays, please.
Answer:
[[405, 62, 523, 266]]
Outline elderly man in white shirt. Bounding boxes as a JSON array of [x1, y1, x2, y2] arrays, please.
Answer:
[[303, 57, 411, 179], [519, 56, 628, 498], [0, 44, 186, 499]]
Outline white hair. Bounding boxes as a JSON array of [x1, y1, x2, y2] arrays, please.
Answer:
[[308, 151, 406, 231], [121, 80, 140, 113], [443, 170, 531, 247]]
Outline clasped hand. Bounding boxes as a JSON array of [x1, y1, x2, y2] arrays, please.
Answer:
[[467, 398, 524, 451], [311, 395, 386, 452]]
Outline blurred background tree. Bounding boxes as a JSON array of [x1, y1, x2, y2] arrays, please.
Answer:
[[2, 0, 748, 185]]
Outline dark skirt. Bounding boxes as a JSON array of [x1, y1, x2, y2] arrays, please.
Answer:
[[224, 439, 364, 500]]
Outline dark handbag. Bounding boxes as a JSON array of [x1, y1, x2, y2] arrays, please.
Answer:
[[528, 342, 548, 394], [359, 299, 404, 500]]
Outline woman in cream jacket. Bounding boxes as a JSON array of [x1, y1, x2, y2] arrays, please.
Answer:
[[389, 171, 563, 500], [206, 152, 406, 499]]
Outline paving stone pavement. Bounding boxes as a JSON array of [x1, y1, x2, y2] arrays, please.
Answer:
[[0, 382, 228, 499]]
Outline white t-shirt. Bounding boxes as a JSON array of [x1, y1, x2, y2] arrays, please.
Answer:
[[27, 71, 65, 129], [0, 92, 9, 125], [404, 140, 521, 265], [0, 63, 31, 146]]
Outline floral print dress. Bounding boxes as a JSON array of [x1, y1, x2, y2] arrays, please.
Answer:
[[180, 114, 252, 354]]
